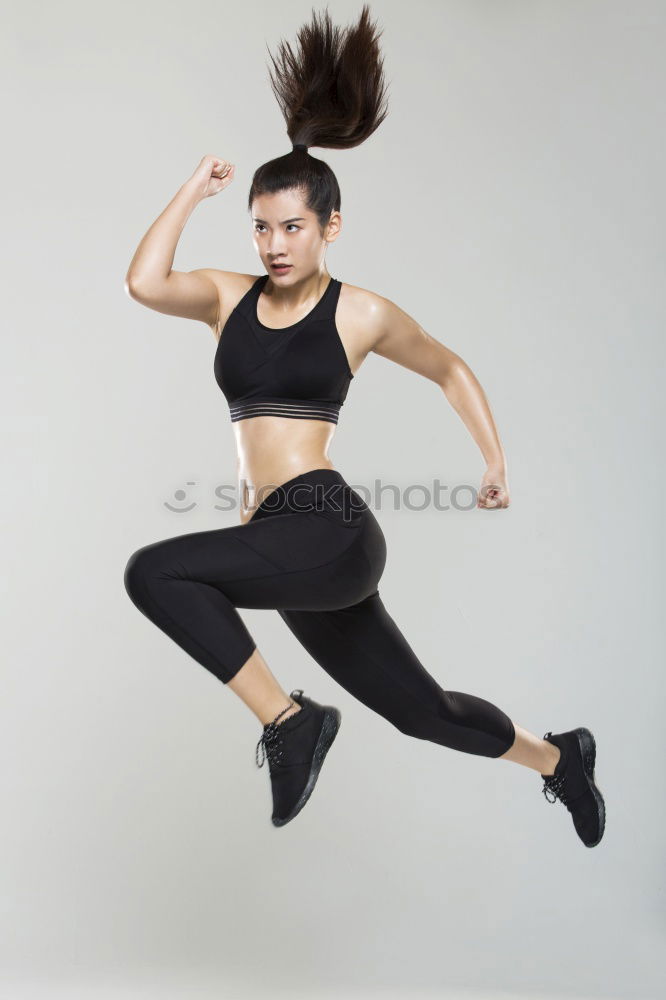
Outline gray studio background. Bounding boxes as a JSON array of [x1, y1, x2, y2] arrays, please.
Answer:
[[3, 1, 664, 998]]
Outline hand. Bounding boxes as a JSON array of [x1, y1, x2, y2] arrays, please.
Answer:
[[187, 154, 236, 200], [477, 467, 510, 509]]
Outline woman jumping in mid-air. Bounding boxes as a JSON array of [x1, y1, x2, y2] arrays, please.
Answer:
[[123, 5, 605, 845]]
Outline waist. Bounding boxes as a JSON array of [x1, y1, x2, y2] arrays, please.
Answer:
[[232, 415, 340, 523]]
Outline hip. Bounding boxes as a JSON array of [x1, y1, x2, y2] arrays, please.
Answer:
[[246, 466, 387, 577]]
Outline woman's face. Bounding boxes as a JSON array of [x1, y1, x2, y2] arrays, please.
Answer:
[[251, 189, 340, 279]]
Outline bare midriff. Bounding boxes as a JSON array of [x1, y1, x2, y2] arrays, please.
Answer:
[[234, 416, 337, 525]]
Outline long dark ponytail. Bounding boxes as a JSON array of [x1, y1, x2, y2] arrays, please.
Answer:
[[247, 4, 390, 233]]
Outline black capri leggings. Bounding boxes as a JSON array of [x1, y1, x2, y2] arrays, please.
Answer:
[[124, 467, 515, 758]]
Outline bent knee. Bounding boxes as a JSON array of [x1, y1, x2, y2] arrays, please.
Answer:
[[124, 546, 150, 604], [123, 541, 175, 603]]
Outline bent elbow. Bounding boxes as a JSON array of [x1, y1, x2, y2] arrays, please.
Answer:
[[124, 273, 145, 300], [439, 360, 464, 391]]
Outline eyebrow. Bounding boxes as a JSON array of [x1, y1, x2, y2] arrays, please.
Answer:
[[252, 217, 306, 224]]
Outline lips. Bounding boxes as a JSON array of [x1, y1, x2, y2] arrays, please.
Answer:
[[271, 263, 292, 270]]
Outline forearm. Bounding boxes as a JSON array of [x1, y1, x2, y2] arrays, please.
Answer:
[[440, 361, 507, 471], [125, 180, 203, 290]]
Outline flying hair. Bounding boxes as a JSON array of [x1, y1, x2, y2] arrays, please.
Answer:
[[247, 4, 390, 232]]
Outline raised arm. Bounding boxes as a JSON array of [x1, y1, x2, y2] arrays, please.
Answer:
[[124, 155, 236, 332], [370, 296, 510, 509]]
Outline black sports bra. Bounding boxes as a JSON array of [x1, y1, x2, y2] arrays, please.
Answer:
[[214, 274, 354, 425]]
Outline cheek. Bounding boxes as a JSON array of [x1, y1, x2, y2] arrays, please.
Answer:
[[301, 233, 322, 252]]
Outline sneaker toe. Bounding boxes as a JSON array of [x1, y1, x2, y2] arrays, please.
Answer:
[[271, 765, 310, 824], [571, 791, 604, 846]]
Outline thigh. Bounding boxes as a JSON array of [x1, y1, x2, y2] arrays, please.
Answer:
[[278, 591, 449, 723], [127, 510, 378, 611]]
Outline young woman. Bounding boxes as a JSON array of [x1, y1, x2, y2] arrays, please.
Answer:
[[123, 6, 604, 845]]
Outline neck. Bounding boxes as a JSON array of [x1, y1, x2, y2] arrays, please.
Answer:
[[265, 269, 331, 307]]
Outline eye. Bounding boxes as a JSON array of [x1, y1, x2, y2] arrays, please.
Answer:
[[253, 224, 301, 233]]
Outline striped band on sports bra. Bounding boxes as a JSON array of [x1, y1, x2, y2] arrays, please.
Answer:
[[228, 398, 342, 424]]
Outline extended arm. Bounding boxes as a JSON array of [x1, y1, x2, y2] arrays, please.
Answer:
[[371, 296, 509, 509]]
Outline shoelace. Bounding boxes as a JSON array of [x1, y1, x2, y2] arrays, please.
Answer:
[[542, 770, 570, 806], [541, 730, 570, 806], [255, 700, 297, 769]]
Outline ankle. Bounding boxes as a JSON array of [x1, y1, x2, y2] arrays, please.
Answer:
[[262, 699, 301, 727], [541, 742, 561, 776], [277, 702, 302, 725]]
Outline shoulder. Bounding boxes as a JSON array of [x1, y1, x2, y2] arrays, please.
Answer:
[[337, 280, 393, 354]]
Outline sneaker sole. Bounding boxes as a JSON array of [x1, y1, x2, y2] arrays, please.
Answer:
[[574, 726, 606, 847], [272, 707, 342, 827]]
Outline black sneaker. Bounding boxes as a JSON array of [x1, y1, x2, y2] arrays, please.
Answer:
[[541, 728, 606, 847], [255, 689, 341, 827]]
